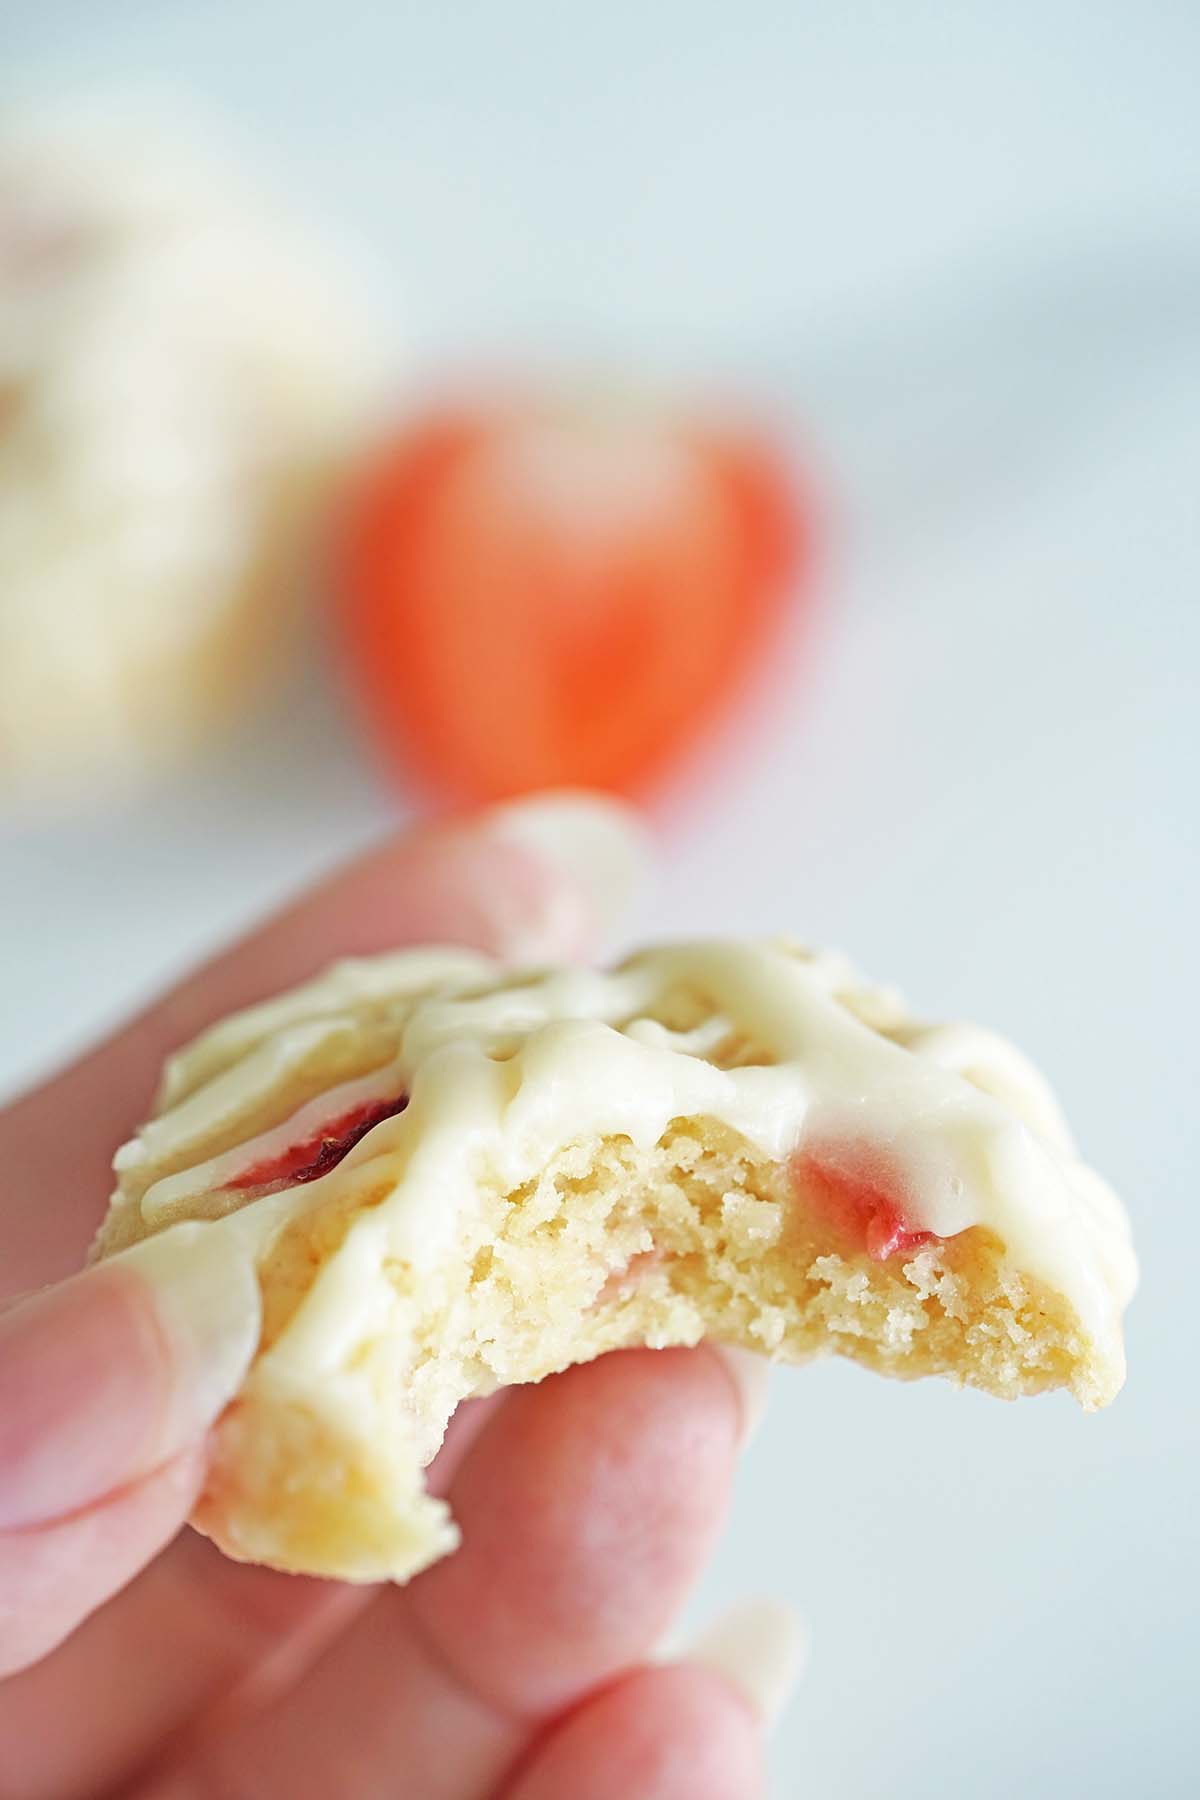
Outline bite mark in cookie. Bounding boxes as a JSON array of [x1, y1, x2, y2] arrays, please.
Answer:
[[91, 937, 1138, 1583]]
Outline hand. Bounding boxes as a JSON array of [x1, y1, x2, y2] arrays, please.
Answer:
[[0, 802, 793, 1799]]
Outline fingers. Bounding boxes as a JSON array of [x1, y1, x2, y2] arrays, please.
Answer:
[[0, 1530, 367, 1800], [0, 1393, 508, 1800], [138, 1348, 751, 1800], [0, 1454, 204, 1683], [502, 1664, 762, 1800], [1, 792, 646, 1296], [0, 1230, 258, 1676], [501, 1597, 803, 1800], [0, 792, 644, 1793], [410, 1347, 754, 1718]]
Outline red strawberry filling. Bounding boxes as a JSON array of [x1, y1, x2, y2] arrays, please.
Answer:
[[794, 1142, 934, 1262], [229, 1095, 409, 1195]]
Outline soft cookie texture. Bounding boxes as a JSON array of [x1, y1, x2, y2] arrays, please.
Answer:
[[93, 940, 1137, 1583]]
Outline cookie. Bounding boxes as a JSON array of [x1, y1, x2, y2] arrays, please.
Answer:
[[0, 99, 371, 792], [94, 939, 1136, 1582]]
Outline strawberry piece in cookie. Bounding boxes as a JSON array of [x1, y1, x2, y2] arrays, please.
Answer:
[[231, 1096, 409, 1196], [796, 1143, 935, 1263]]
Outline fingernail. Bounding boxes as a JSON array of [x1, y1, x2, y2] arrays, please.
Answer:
[[0, 1224, 260, 1530], [711, 1343, 771, 1447], [112, 1224, 262, 1457], [483, 789, 652, 950], [683, 1598, 806, 1731]]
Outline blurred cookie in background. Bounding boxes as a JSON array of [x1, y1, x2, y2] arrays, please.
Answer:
[[0, 96, 377, 803]]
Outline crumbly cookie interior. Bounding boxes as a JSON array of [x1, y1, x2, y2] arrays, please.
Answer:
[[184, 1117, 1090, 1583]]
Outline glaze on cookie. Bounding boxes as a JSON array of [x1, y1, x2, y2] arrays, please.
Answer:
[[94, 940, 1137, 1582]]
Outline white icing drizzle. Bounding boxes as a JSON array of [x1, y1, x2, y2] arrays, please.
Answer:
[[118, 940, 1138, 1367]]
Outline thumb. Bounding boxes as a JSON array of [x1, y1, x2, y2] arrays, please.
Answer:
[[0, 1227, 257, 1675], [0, 1226, 258, 1533]]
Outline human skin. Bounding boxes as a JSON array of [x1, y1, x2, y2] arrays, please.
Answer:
[[0, 802, 788, 1800]]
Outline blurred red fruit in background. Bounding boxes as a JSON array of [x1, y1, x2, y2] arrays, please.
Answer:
[[338, 395, 811, 804]]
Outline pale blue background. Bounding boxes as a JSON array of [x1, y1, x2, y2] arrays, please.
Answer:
[[3, 5, 1198, 1794]]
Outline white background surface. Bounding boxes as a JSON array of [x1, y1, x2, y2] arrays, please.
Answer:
[[3, 5, 1199, 1795]]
